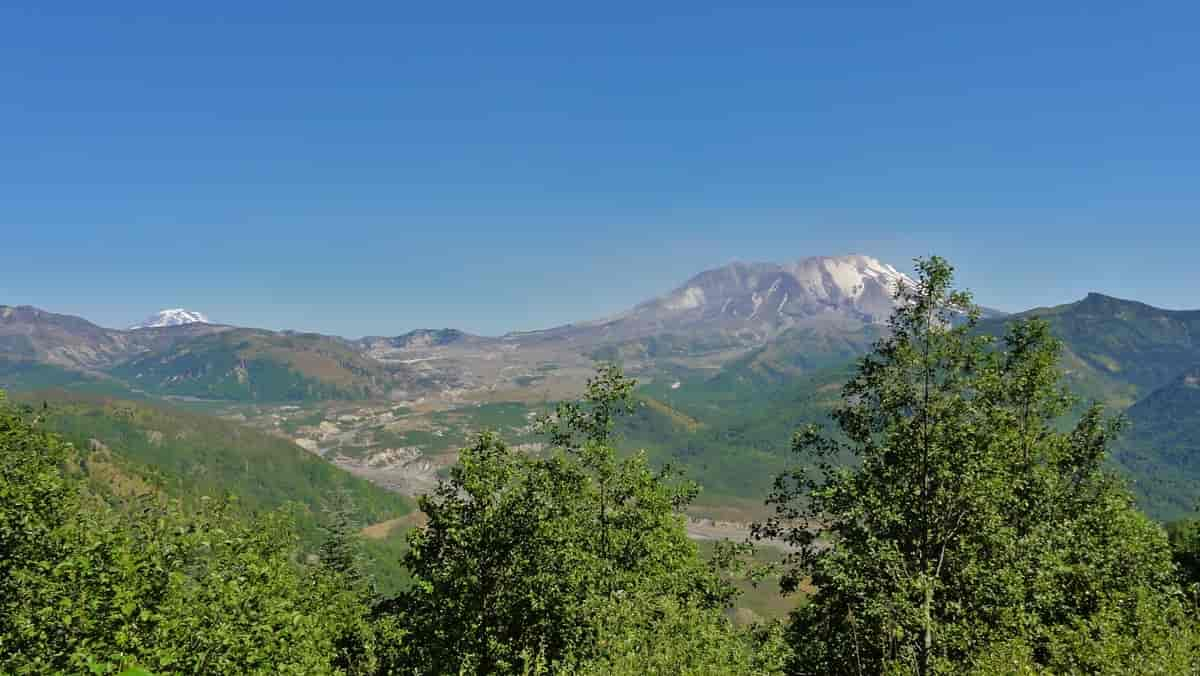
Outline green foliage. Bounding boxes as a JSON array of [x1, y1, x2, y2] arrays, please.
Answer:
[[539, 363, 637, 449], [570, 592, 787, 676], [966, 591, 1200, 675], [7, 390, 416, 599], [318, 489, 370, 590], [971, 296, 1200, 522], [1167, 518, 1200, 586], [0, 392, 384, 673], [759, 257, 1184, 674], [359, 523, 415, 598], [383, 366, 746, 674], [0, 391, 77, 656]]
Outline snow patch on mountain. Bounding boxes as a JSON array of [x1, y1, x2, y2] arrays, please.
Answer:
[[666, 286, 706, 311], [785, 255, 912, 306], [498, 254, 918, 348], [663, 255, 912, 322], [130, 308, 211, 329]]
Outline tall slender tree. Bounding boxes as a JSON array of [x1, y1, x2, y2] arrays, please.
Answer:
[[318, 489, 367, 589]]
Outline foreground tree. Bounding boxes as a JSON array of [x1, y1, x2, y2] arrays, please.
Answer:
[[385, 365, 763, 674], [0, 392, 379, 674], [1167, 518, 1200, 587], [758, 257, 1189, 674]]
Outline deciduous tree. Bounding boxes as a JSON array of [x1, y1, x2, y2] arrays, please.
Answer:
[[758, 257, 1184, 673]]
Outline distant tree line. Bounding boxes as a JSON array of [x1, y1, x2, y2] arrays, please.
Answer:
[[3, 257, 1200, 673]]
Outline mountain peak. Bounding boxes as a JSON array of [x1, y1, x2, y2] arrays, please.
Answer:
[[130, 308, 211, 330], [659, 254, 914, 325]]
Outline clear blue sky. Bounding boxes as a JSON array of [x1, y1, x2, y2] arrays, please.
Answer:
[[2, 1, 1197, 336]]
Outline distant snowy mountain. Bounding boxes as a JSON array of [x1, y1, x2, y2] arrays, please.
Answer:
[[510, 255, 917, 347], [656, 254, 913, 324], [130, 308, 211, 329], [613, 254, 915, 332]]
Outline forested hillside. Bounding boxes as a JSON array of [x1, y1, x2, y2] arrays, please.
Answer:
[[109, 330, 387, 401], [1116, 366, 1200, 519], [9, 389, 416, 591]]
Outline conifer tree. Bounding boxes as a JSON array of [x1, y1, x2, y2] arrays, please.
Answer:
[[318, 489, 367, 589]]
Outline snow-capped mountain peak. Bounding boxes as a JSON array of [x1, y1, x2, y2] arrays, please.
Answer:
[[546, 254, 915, 347], [784, 254, 913, 303], [130, 308, 211, 329], [648, 254, 914, 325]]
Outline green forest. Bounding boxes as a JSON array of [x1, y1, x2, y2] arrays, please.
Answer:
[[5, 258, 1200, 674]]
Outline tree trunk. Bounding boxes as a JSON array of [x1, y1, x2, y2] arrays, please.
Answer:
[[921, 579, 932, 676]]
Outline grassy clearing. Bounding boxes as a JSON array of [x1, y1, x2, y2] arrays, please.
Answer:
[[696, 540, 806, 623]]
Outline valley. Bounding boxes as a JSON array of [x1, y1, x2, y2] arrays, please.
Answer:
[[6, 253, 1200, 525]]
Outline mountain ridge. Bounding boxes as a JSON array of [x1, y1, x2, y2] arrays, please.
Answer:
[[8, 257, 1196, 407]]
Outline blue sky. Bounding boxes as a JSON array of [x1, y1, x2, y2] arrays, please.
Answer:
[[2, 1, 1198, 336]]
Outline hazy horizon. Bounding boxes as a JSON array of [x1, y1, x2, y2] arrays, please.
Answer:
[[4, 252, 1191, 339]]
